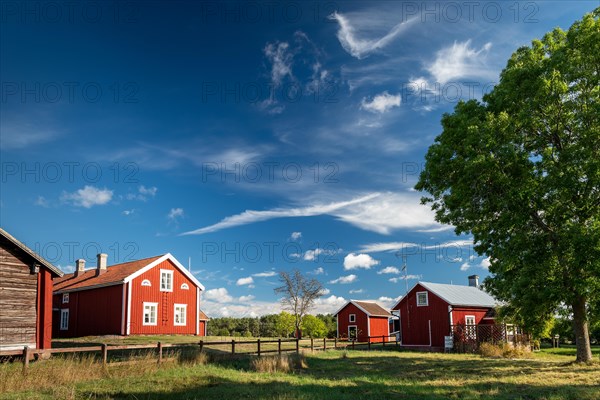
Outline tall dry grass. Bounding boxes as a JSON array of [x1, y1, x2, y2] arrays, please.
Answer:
[[250, 354, 307, 373], [479, 342, 532, 359]]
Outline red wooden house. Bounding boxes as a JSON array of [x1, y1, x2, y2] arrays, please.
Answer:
[[334, 300, 391, 343], [0, 228, 63, 351], [53, 253, 205, 337], [391, 276, 497, 349]]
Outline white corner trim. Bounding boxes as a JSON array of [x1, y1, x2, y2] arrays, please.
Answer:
[[126, 282, 132, 335]]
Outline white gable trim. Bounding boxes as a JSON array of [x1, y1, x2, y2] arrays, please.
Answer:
[[123, 253, 205, 291], [333, 300, 389, 318]]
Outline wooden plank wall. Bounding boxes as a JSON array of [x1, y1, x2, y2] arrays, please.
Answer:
[[0, 237, 37, 347]]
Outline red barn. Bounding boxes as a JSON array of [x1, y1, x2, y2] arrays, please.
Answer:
[[53, 253, 205, 337], [392, 276, 497, 349], [0, 228, 63, 351], [335, 300, 391, 343]]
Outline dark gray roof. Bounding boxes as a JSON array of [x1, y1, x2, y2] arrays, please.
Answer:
[[419, 281, 496, 308]]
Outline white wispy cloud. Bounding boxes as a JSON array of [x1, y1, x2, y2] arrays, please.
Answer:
[[168, 208, 184, 221], [239, 295, 255, 302], [252, 271, 277, 277], [122, 209, 135, 216], [61, 186, 113, 208], [181, 193, 379, 235], [203, 288, 233, 303], [361, 91, 401, 113], [290, 231, 302, 241], [349, 289, 364, 294], [330, 274, 357, 284], [127, 185, 158, 201], [264, 41, 294, 87], [427, 40, 493, 84], [481, 257, 491, 269], [310, 267, 325, 275], [344, 253, 380, 270], [359, 239, 474, 253], [389, 275, 421, 283], [236, 276, 254, 286], [35, 196, 49, 208], [378, 266, 400, 274], [330, 11, 416, 59]]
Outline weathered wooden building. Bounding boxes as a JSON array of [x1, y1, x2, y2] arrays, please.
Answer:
[[0, 228, 63, 351], [53, 253, 205, 337]]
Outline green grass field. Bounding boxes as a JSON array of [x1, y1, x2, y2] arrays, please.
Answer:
[[2, 344, 599, 400]]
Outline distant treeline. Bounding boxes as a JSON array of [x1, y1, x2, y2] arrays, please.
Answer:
[[207, 313, 337, 338]]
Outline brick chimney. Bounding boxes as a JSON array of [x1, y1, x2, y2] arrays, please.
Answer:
[[74, 259, 86, 277], [468, 274, 479, 288], [96, 253, 108, 276]]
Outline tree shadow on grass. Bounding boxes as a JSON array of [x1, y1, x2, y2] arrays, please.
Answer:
[[74, 351, 600, 400]]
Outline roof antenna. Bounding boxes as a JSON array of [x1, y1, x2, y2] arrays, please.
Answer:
[[188, 257, 191, 272], [401, 255, 408, 296]]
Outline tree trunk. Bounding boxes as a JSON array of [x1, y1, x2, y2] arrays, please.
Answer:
[[572, 296, 592, 363]]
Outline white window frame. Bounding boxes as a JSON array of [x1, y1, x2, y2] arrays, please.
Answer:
[[348, 325, 358, 341], [181, 283, 189, 290], [62, 293, 69, 304], [143, 302, 158, 326], [349, 313, 356, 323], [416, 291, 429, 306], [174, 304, 187, 326], [160, 269, 173, 292], [60, 309, 69, 330], [465, 315, 476, 339], [141, 279, 151, 287]]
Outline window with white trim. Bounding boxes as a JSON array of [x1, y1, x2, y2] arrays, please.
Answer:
[[160, 270, 173, 292], [181, 283, 189, 290], [465, 315, 476, 339], [143, 302, 158, 325], [141, 279, 151, 287], [62, 293, 69, 303], [349, 314, 356, 323], [174, 304, 187, 326], [416, 291, 428, 306], [60, 309, 69, 330]]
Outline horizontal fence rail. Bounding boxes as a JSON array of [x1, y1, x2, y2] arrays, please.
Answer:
[[2, 334, 405, 369]]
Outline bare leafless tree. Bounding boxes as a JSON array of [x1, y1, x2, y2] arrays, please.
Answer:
[[274, 269, 324, 338]]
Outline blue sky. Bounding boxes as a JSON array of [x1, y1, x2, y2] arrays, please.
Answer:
[[1, 1, 596, 317]]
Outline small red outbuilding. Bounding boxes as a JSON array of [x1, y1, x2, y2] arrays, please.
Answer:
[[0, 228, 63, 351], [335, 300, 391, 343], [53, 253, 205, 337]]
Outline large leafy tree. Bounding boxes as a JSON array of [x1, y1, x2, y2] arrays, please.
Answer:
[[274, 269, 325, 338], [301, 314, 328, 338], [416, 9, 599, 362]]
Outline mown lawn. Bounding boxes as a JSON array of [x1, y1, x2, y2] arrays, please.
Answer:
[[2, 347, 599, 400]]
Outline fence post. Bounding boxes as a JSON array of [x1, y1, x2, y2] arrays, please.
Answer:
[[295, 338, 299, 353], [278, 338, 281, 354], [257, 338, 261, 357], [157, 342, 163, 365], [231, 340, 235, 355], [310, 338, 314, 352], [368, 338, 371, 351], [382, 335, 385, 347], [334, 337, 337, 349], [22, 346, 30, 372], [352, 340, 355, 350], [199, 340, 204, 353], [101, 343, 108, 366], [323, 337, 326, 351]]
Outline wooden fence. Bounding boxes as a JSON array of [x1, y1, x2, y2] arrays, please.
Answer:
[[1, 335, 401, 370]]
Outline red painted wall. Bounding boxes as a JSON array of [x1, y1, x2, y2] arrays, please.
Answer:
[[451, 307, 489, 325], [393, 284, 451, 347], [368, 316, 390, 343], [36, 269, 54, 349], [54, 284, 124, 338], [128, 259, 198, 335], [337, 303, 370, 341]]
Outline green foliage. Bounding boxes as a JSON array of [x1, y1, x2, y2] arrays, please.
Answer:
[[416, 8, 600, 362], [275, 311, 296, 338], [301, 315, 327, 338], [316, 314, 338, 338]]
